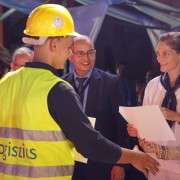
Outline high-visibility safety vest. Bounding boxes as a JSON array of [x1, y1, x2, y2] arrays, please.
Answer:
[[0, 67, 74, 180]]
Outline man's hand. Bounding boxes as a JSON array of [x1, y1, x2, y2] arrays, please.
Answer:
[[127, 124, 138, 137], [131, 146, 159, 178], [111, 166, 125, 180], [118, 147, 159, 178]]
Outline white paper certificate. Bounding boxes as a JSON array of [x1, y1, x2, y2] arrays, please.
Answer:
[[119, 105, 176, 141]]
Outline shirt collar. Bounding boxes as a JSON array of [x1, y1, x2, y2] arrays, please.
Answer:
[[73, 69, 92, 87], [73, 69, 93, 80]]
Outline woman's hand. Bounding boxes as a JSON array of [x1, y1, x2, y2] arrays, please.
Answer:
[[161, 107, 180, 122], [127, 124, 138, 137], [138, 138, 158, 153]]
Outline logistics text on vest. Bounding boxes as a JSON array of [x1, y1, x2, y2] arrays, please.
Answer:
[[0, 141, 37, 160]]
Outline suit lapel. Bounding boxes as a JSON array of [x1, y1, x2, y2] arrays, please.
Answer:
[[64, 73, 75, 87], [85, 68, 101, 115]]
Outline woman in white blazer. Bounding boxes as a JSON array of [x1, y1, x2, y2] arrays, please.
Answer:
[[128, 32, 180, 180]]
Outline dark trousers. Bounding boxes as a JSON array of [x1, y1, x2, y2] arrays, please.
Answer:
[[125, 165, 147, 180], [72, 161, 112, 180], [72, 162, 147, 180]]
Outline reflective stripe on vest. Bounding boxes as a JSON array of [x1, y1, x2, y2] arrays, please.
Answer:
[[0, 127, 66, 141], [0, 162, 74, 177]]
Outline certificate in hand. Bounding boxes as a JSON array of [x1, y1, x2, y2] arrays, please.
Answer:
[[119, 105, 176, 141]]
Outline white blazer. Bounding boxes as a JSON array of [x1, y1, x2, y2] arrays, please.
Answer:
[[143, 76, 180, 180]]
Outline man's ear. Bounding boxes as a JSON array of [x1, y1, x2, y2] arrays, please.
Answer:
[[49, 38, 58, 52], [69, 54, 75, 63], [10, 63, 14, 71], [178, 53, 180, 60]]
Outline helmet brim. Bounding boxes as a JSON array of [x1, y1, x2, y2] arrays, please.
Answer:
[[22, 31, 81, 45], [22, 37, 48, 45]]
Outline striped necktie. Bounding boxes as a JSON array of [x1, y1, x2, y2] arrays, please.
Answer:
[[76, 77, 87, 104]]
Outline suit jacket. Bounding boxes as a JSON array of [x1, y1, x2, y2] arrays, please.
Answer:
[[62, 68, 130, 180]]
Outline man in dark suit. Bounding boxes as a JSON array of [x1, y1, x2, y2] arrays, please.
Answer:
[[61, 35, 139, 180], [61, 35, 129, 180]]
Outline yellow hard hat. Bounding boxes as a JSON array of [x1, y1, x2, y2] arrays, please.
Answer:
[[23, 4, 79, 37]]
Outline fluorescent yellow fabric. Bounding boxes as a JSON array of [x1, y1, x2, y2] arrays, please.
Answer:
[[0, 68, 74, 179]]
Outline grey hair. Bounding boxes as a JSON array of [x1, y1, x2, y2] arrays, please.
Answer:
[[73, 35, 94, 48], [12, 47, 34, 63]]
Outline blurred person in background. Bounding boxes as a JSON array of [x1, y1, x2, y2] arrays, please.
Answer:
[[136, 70, 154, 106], [116, 61, 137, 107], [11, 46, 34, 71]]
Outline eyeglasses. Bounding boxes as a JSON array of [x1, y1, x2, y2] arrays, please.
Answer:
[[72, 49, 96, 57]]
